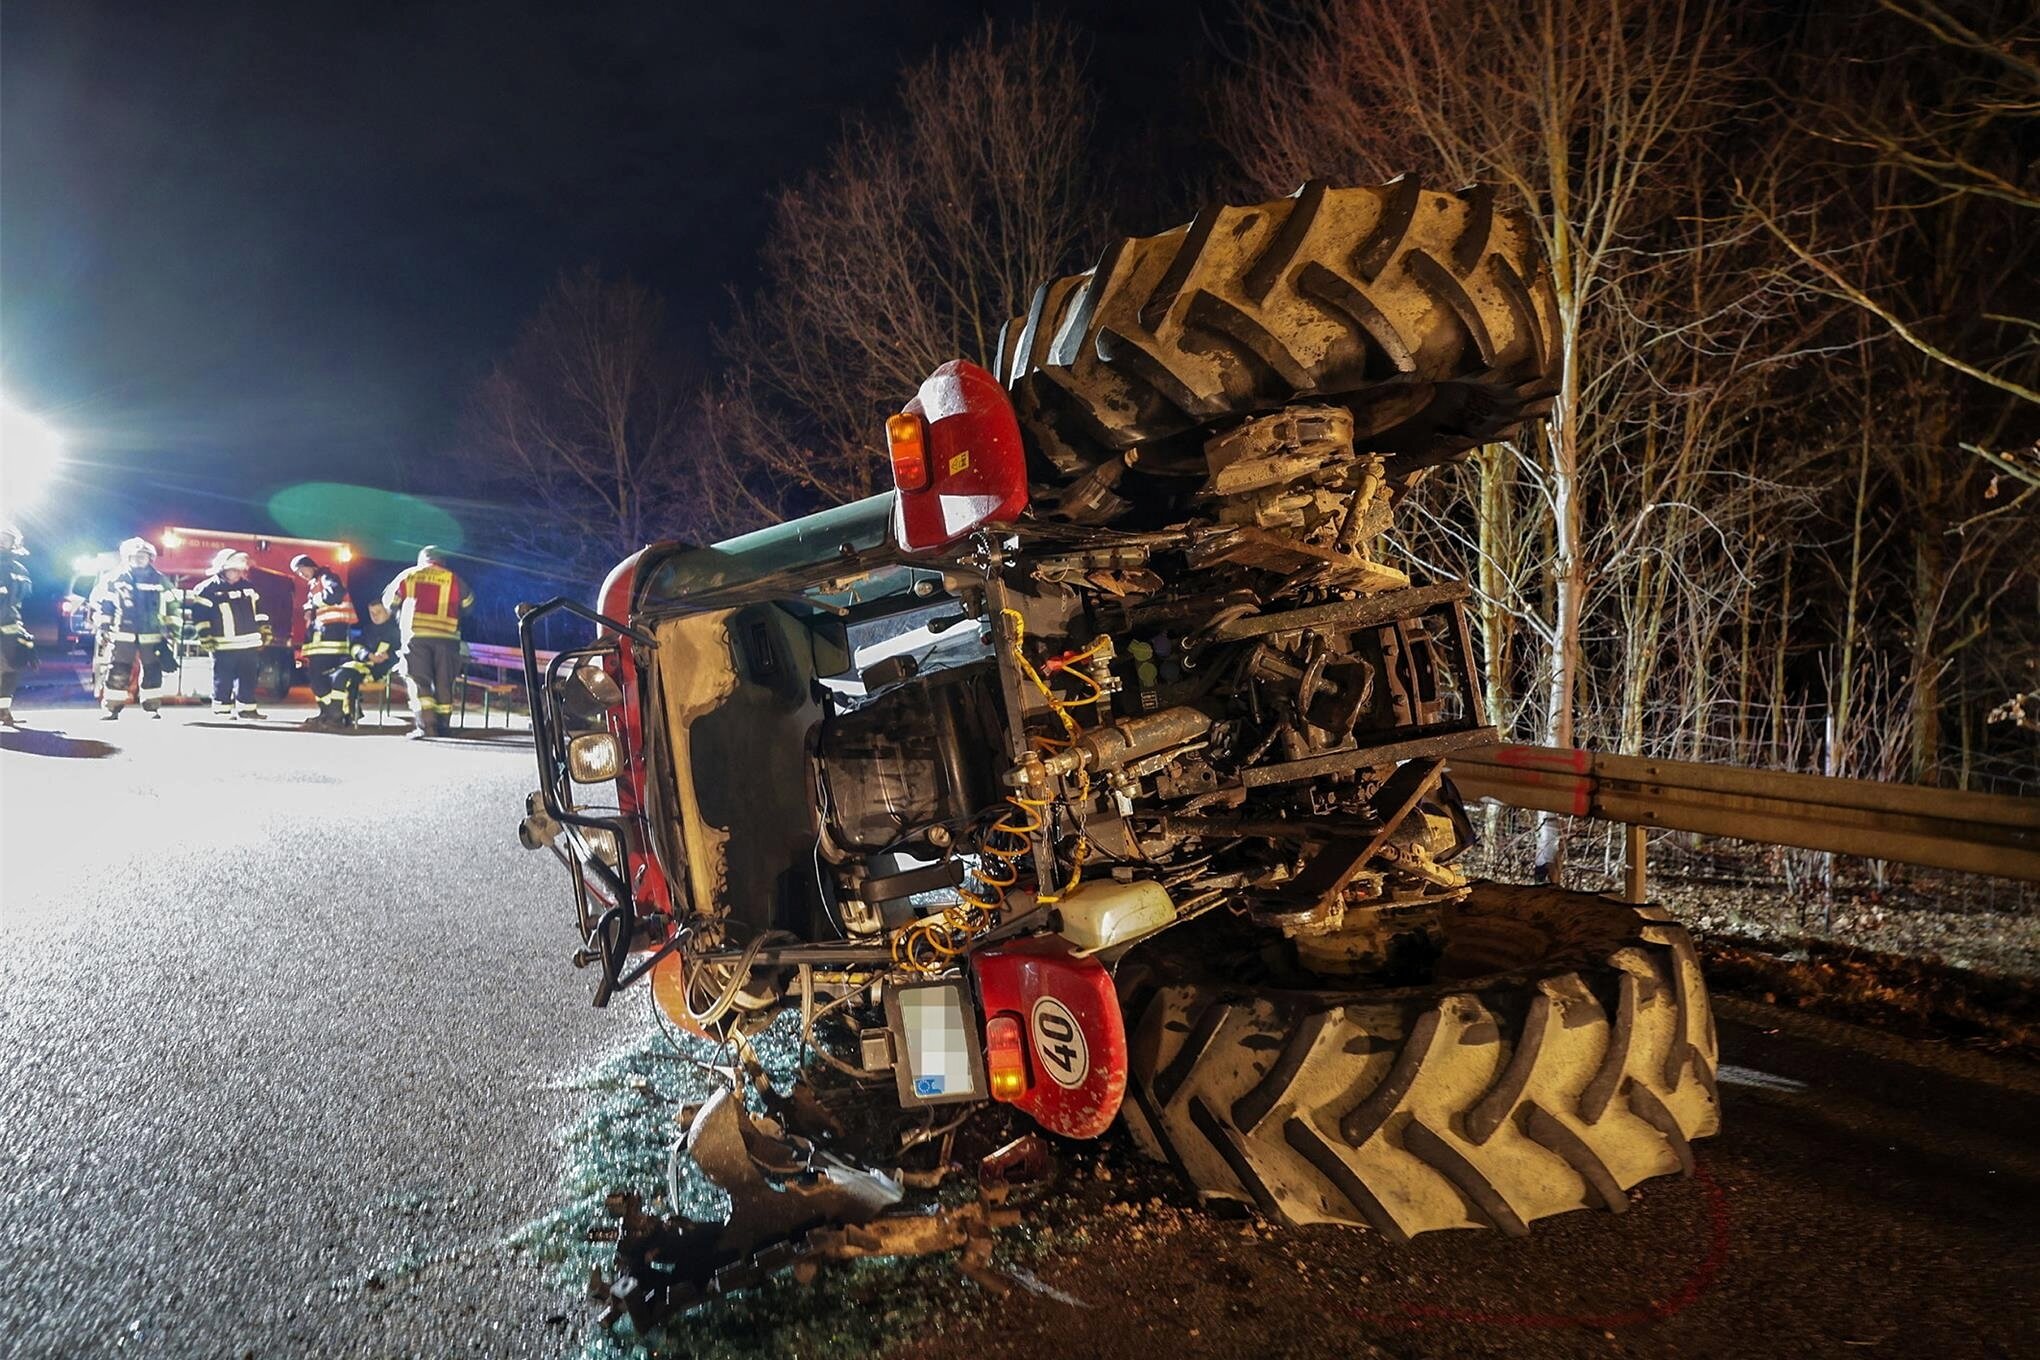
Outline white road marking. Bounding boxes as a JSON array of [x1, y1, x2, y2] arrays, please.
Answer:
[[1716, 1064, 1809, 1092]]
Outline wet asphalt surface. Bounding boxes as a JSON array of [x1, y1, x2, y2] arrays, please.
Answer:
[[0, 675, 606, 1359], [4, 666, 2037, 1359]]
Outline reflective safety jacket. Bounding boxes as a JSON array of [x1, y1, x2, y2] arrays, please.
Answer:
[[302, 567, 356, 656], [348, 614, 402, 679], [188, 575, 270, 650], [93, 566, 174, 643], [382, 564, 473, 641], [0, 556, 29, 634]]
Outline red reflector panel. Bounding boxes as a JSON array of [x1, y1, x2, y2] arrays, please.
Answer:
[[985, 1013, 1029, 1101], [972, 938, 1125, 1138], [891, 359, 1029, 552], [886, 412, 930, 493]]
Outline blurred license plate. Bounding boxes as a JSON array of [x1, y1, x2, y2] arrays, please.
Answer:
[[883, 979, 986, 1107]]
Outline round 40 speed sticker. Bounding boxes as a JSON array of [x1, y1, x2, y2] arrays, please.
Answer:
[[1029, 996, 1090, 1089]]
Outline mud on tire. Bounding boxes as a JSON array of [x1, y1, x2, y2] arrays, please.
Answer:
[[1119, 884, 1721, 1239], [997, 176, 1563, 477]]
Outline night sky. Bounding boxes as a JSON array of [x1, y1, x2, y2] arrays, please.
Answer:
[[1, 0, 1216, 560]]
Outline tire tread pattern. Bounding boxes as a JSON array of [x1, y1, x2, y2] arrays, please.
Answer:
[[1121, 886, 1722, 1239], [1006, 176, 1563, 473]]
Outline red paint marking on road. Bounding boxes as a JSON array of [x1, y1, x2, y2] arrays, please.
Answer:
[[1348, 1163, 1731, 1333]]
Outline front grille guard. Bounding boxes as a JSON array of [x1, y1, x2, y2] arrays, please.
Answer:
[[519, 597, 673, 1006]]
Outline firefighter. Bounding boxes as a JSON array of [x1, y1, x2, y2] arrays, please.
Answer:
[[382, 545, 472, 740], [292, 552, 357, 727], [187, 549, 271, 719], [0, 524, 33, 727], [93, 537, 174, 720], [303, 599, 400, 730]]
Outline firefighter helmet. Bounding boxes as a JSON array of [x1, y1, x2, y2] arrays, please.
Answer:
[[416, 545, 446, 567], [0, 524, 22, 555], [119, 537, 157, 563], [211, 549, 251, 574], [289, 553, 317, 573]]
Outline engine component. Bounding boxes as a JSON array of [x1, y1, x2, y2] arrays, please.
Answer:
[[1188, 404, 1405, 588], [848, 857, 966, 910], [1203, 404, 1356, 495], [1029, 705, 1213, 781], [1054, 877, 1177, 954], [816, 663, 1005, 852], [1211, 580, 1471, 642]]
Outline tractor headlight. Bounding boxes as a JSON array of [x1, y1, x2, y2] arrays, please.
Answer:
[[562, 662, 625, 719], [567, 731, 622, 783], [579, 827, 621, 868]]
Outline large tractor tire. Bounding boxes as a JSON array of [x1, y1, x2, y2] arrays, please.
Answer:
[[1119, 884, 1720, 1240], [996, 176, 1563, 477]]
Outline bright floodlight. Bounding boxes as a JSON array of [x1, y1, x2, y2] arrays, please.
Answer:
[[0, 393, 68, 512]]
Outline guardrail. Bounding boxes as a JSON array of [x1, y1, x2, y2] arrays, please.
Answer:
[[1446, 744, 2040, 891]]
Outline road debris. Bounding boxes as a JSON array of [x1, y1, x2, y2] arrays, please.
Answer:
[[584, 1076, 1028, 1335]]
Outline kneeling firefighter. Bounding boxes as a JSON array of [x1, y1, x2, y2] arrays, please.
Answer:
[[93, 537, 174, 720], [303, 599, 398, 730], [0, 525, 33, 727], [292, 552, 357, 727], [188, 549, 271, 719], [382, 546, 472, 740]]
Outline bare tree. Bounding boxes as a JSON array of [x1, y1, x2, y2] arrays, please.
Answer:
[[708, 18, 1100, 511], [1750, 0, 2040, 780], [1741, 0, 2038, 487], [1224, 0, 1735, 879], [459, 266, 712, 584]]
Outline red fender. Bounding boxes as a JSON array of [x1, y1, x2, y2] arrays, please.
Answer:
[[972, 938, 1127, 1139]]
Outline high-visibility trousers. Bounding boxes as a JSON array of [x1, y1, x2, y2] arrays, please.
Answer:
[[105, 638, 167, 708], [211, 647, 262, 712], [399, 636, 460, 723]]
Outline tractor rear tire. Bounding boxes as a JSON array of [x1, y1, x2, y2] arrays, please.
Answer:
[[997, 176, 1563, 476], [1118, 883, 1720, 1240]]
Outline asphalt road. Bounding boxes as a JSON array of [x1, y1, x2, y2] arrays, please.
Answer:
[[0, 681, 607, 1359], [3, 672, 2035, 1359]]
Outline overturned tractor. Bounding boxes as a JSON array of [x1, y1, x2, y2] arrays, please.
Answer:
[[519, 177, 1719, 1322]]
